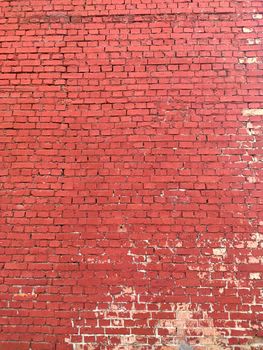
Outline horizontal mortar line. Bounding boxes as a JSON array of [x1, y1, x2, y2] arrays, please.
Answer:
[[68, 11, 241, 17], [21, 11, 244, 23], [22, 11, 241, 17]]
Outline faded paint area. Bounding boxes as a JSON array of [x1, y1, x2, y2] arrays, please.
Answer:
[[66, 299, 230, 349], [156, 303, 228, 349]]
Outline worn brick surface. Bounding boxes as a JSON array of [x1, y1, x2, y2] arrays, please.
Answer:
[[0, 0, 263, 349]]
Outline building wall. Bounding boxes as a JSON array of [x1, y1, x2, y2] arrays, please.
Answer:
[[0, 0, 262, 349]]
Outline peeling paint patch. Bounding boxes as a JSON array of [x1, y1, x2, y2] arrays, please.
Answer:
[[158, 319, 178, 336], [244, 122, 262, 138], [157, 303, 228, 349], [242, 109, 263, 116], [247, 38, 261, 45], [247, 240, 258, 248], [239, 57, 261, 64], [247, 176, 256, 183], [13, 288, 37, 300], [249, 273, 261, 280], [243, 28, 253, 33], [213, 248, 226, 256], [66, 300, 230, 349], [112, 335, 138, 349], [73, 345, 93, 350], [252, 13, 263, 19]]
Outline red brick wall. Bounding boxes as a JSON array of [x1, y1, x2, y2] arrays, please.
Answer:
[[1, 0, 263, 349]]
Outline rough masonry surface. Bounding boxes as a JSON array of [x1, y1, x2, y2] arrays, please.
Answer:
[[0, 0, 262, 349]]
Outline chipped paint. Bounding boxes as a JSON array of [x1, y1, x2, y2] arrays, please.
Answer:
[[66, 299, 232, 349]]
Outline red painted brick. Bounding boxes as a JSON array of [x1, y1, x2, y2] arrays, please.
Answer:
[[0, 343, 29, 350], [0, 0, 262, 349]]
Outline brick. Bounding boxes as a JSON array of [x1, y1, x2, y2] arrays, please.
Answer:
[[0, 1, 262, 349], [0, 343, 29, 350]]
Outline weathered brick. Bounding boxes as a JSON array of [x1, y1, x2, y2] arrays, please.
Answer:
[[0, 0, 262, 349]]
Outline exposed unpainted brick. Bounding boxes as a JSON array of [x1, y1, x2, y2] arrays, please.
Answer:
[[0, 0, 262, 349]]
